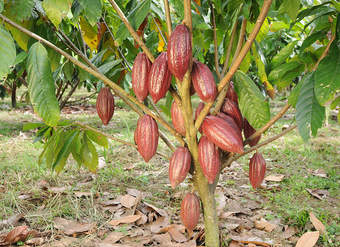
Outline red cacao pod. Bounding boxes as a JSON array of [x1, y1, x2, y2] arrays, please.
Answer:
[[191, 61, 217, 102], [226, 81, 238, 104], [96, 87, 114, 125], [244, 118, 261, 146], [180, 193, 200, 232], [167, 24, 192, 81], [171, 101, 186, 136], [194, 102, 205, 133], [198, 136, 220, 184], [135, 115, 159, 162], [148, 52, 172, 103], [216, 112, 242, 139], [169, 147, 191, 188], [221, 98, 243, 130], [132, 53, 151, 102], [202, 116, 243, 154], [249, 152, 266, 189]]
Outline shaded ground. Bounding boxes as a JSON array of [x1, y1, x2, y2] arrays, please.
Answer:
[[0, 96, 339, 247]]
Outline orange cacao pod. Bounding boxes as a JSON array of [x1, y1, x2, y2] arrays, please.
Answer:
[[249, 152, 266, 189], [167, 24, 192, 81], [171, 101, 186, 136], [132, 53, 151, 102], [169, 147, 191, 188], [198, 136, 220, 184], [202, 115, 243, 154], [191, 61, 217, 102], [221, 98, 243, 129], [148, 52, 172, 103], [135, 115, 159, 162], [194, 102, 205, 133], [216, 112, 242, 137], [226, 81, 238, 104], [243, 118, 261, 146], [180, 193, 200, 232], [96, 87, 114, 125]]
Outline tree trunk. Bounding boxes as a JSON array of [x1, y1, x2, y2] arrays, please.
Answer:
[[11, 81, 17, 108]]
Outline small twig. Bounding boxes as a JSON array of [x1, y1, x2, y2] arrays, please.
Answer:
[[60, 78, 81, 109], [210, 2, 221, 79], [152, 16, 167, 45], [77, 23, 88, 57], [163, 0, 172, 36], [230, 17, 247, 66], [221, 20, 238, 77], [313, 34, 335, 71]]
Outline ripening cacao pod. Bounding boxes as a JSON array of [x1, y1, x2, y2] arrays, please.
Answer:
[[202, 116, 243, 154], [169, 147, 191, 188], [135, 115, 159, 162], [96, 87, 115, 125], [148, 52, 172, 103], [194, 102, 205, 133], [191, 61, 217, 102], [167, 24, 192, 81], [216, 112, 242, 139], [249, 152, 266, 189], [226, 81, 238, 104], [132, 53, 151, 102], [244, 118, 261, 146], [221, 98, 243, 129], [198, 136, 220, 184], [180, 193, 200, 233], [171, 101, 186, 136]]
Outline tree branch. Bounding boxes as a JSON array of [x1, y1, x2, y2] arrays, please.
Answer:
[[163, 0, 172, 36], [0, 14, 185, 147], [194, 0, 273, 132], [183, 0, 193, 31], [230, 17, 247, 67], [221, 19, 238, 77], [210, 2, 221, 80]]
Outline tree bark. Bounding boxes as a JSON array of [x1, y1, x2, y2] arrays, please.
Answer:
[[11, 81, 17, 108]]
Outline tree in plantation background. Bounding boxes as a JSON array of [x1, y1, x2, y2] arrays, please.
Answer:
[[0, 0, 339, 246]]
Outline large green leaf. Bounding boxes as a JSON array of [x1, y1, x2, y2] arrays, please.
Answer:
[[234, 71, 270, 129], [0, 25, 16, 78], [86, 130, 108, 148], [5, 0, 35, 22], [272, 41, 297, 68], [0, 0, 3, 13], [81, 135, 98, 173], [116, 0, 151, 44], [288, 77, 306, 108], [278, 0, 300, 20], [42, 0, 72, 27], [296, 72, 325, 141], [26, 42, 60, 126], [314, 44, 340, 106], [300, 30, 327, 52], [78, 0, 102, 26], [268, 61, 302, 82]]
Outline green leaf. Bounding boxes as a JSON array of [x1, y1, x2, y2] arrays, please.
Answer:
[[86, 130, 108, 148], [279, 0, 300, 20], [78, 0, 102, 26], [26, 42, 60, 126], [272, 41, 297, 68], [239, 51, 251, 73], [70, 133, 83, 167], [23, 122, 46, 131], [268, 61, 302, 82], [0, 25, 16, 78], [42, 0, 72, 27], [288, 78, 306, 108], [300, 30, 327, 52], [330, 96, 340, 110], [0, 0, 3, 13], [296, 72, 325, 141], [6, 0, 35, 22], [234, 71, 270, 129], [314, 44, 340, 106], [14, 51, 28, 65], [53, 130, 78, 171], [81, 135, 98, 173], [116, 0, 151, 44]]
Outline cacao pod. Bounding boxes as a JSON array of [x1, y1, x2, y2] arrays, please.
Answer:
[[221, 98, 243, 129], [167, 24, 192, 81], [148, 52, 172, 103], [226, 81, 238, 104], [96, 87, 115, 125], [194, 102, 205, 133], [191, 61, 217, 102], [216, 112, 242, 137], [132, 53, 151, 102], [249, 152, 266, 189], [180, 193, 200, 233], [202, 115, 243, 154], [169, 147, 191, 188], [171, 100, 186, 136], [243, 118, 261, 146], [135, 115, 159, 162], [198, 136, 220, 184]]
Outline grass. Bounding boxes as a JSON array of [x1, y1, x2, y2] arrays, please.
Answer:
[[0, 93, 339, 246]]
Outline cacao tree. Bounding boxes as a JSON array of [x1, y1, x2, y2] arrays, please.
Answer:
[[0, 1, 339, 246]]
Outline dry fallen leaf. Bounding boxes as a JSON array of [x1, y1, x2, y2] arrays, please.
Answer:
[[109, 215, 141, 226], [306, 188, 328, 200], [282, 226, 297, 239], [254, 218, 277, 232], [312, 169, 327, 178], [102, 231, 125, 243], [152, 233, 172, 245], [25, 237, 45, 245], [149, 216, 170, 233], [3, 226, 30, 245], [0, 213, 24, 230], [265, 174, 285, 182], [120, 194, 137, 208], [49, 187, 68, 194], [309, 212, 326, 234], [159, 224, 187, 243], [295, 231, 319, 247], [41, 237, 78, 247], [135, 210, 148, 225], [54, 218, 96, 235], [229, 240, 243, 247], [229, 234, 273, 247]]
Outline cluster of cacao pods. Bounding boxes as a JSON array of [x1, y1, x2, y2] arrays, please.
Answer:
[[96, 87, 115, 125]]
